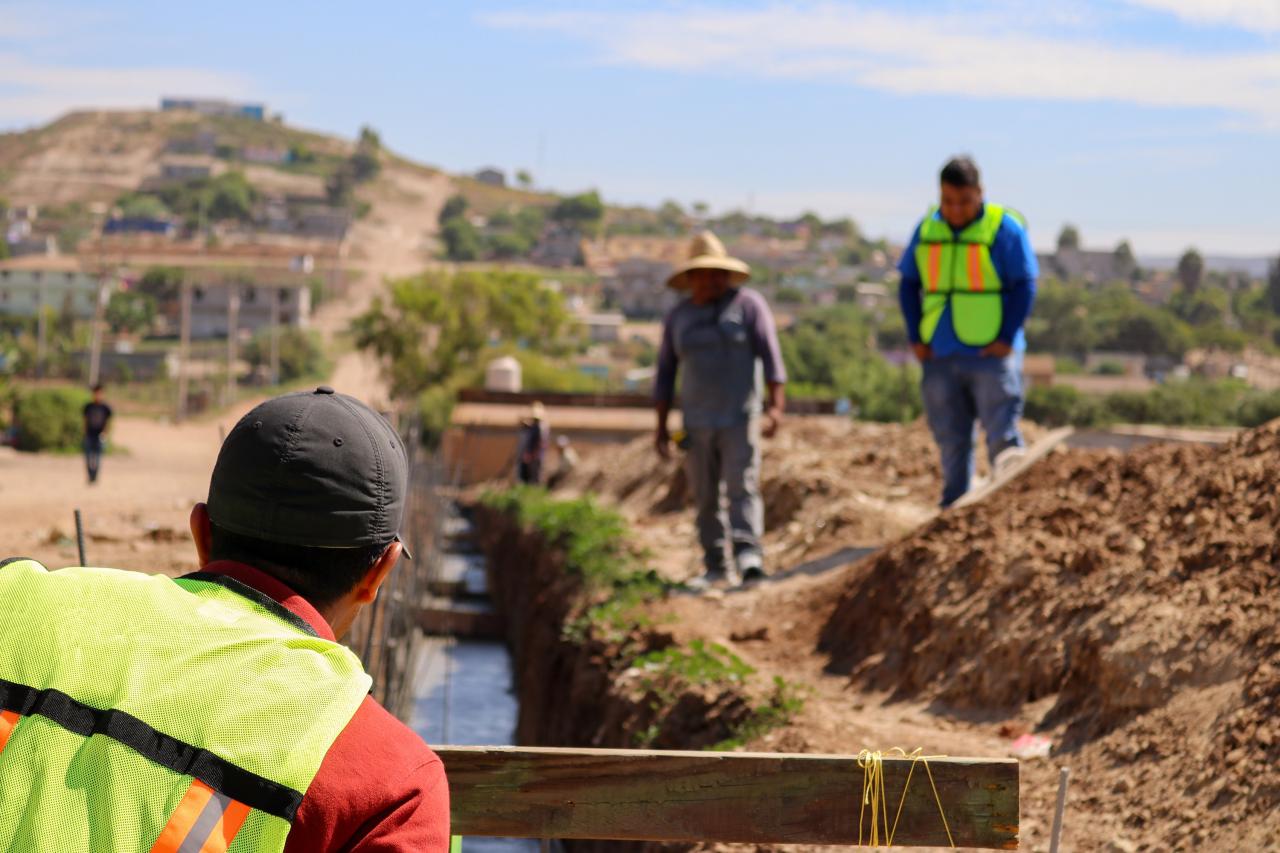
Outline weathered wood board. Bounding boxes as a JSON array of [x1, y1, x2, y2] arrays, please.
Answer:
[[438, 745, 1019, 848]]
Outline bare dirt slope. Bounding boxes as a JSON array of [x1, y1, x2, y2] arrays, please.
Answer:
[[821, 421, 1280, 851], [557, 416, 1272, 851]]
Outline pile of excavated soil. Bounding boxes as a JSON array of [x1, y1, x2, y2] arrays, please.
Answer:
[[820, 419, 1280, 848], [562, 417, 1042, 577]]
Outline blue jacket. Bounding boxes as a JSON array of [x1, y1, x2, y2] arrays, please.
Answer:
[[898, 205, 1038, 358]]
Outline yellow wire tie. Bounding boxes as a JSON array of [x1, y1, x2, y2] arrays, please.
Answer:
[[856, 747, 955, 848]]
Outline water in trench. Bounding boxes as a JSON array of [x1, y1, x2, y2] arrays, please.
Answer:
[[412, 635, 538, 851]]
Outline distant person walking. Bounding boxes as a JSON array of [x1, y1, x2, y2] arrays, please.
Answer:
[[82, 383, 112, 484], [654, 232, 787, 588], [898, 156, 1038, 506], [516, 401, 549, 485]]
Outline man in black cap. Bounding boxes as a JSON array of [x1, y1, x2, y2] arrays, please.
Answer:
[[0, 387, 450, 851]]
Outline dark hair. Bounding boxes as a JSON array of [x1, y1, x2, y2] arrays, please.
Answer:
[[91, 384, 104, 393], [940, 156, 981, 188], [209, 521, 391, 607]]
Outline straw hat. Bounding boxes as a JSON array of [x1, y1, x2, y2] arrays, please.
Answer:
[[665, 231, 751, 290], [527, 401, 546, 421]]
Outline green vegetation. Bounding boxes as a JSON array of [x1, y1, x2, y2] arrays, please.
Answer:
[[242, 328, 330, 383], [550, 190, 604, 236], [326, 125, 383, 205], [105, 291, 157, 336], [11, 386, 91, 452], [437, 194, 547, 262], [1025, 379, 1280, 428], [780, 304, 922, 422], [116, 171, 258, 227], [484, 486, 805, 750], [354, 268, 586, 445]]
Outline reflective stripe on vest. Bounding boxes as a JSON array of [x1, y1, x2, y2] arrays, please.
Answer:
[[151, 779, 252, 853], [0, 710, 18, 755], [914, 203, 1007, 347], [0, 560, 373, 853]]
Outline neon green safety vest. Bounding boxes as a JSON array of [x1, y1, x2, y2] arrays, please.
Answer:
[[913, 203, 1009, 347], [0, 560, 373, 853]]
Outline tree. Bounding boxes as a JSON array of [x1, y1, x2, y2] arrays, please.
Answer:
[[1113, 240, 1137, 280], [351, 269, 572, 396], [1057, 224, 1081, 252], [1266, 255, 1280, 315], [0, 235, 8, 262], [440, 217, 482, 261], [1177, 248, 1205, 295], [243, 328, 330, 383], [358, 125, 382, 150], [116, 193, 170, 220], [136, 266, 183, 302], [551, 191, 604, 235], [439, 194, 468, 225], [692, 201, 710, 218], [657, 200, 684, 233], [105, 291, 156, 335], [515, 169, 533, 189]]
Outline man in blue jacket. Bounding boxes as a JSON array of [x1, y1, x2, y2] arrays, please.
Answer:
[[898, 156, 1038, 506]]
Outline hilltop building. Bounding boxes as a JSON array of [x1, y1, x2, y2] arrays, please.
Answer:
[[160, 97, 266, 121]]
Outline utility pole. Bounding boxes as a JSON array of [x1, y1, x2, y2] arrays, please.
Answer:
[[225, 282, 240, 405], [35, 276, 46, 378], [269, 285, 281, 385], [176, 280, 191, 422], [86, 273, 111, 387]]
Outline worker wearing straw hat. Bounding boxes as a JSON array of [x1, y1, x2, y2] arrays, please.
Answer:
[[516, 400, 550, 485], [654, 231, 787, 588]]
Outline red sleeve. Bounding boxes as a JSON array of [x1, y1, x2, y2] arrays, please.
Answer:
[[285, 696, 451, 853]]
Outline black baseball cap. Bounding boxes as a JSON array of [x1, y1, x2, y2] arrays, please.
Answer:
[[208, 386, 411, 557]]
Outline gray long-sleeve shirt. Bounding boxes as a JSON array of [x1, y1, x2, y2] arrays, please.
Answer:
[[654, 287, 787, 429]]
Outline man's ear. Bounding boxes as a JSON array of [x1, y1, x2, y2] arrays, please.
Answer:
[[354, 540, 402, 605], [190, 503, 213, 568]]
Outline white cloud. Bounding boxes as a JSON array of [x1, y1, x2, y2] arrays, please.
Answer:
[[1120, 0, 1280, 34], [482, 4, 1280, 128], [0, 53, 253, 128]]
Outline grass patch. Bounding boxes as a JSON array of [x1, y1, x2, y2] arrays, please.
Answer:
[[711, 676, 809, 751]]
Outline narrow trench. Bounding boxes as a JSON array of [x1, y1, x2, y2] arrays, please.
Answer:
[[409, 506, 539, 853]]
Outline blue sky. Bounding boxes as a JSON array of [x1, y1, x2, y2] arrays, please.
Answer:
[[2, 1, 1278, 255]]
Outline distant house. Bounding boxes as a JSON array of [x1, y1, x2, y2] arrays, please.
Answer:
[[601, 257, 678, 319], [165, 131, 219, 156], [529, 225, 583, 268], [0, 260, 105, 320], [159, 157, 214, 182], [242, 145, 290, 165], [474, 167, 506, 187], [188, 282, 311, 339], [102, 218, 177, 238], [161, 97, 266, 121], [1038, 247, 1132, 285], [581, 312, 624, 344]]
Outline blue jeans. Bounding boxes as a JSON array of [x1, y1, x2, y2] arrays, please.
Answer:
[[685, 420, 763, 574], [921, 353, 1024, 506]]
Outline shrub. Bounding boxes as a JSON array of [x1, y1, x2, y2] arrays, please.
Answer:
[[242, 327, 330, 383], [1025, 384, 1105, 427], [14, 387, 91, 452]]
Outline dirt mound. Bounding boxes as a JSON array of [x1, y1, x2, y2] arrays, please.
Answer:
[[560, 417, 1044, 576], [820, 420, 1280, 844]]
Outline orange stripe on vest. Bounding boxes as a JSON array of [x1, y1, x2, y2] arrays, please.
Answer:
[[0, 710, 20, 754], [968, 244, 984, 292], [927, 243, 942, 292]]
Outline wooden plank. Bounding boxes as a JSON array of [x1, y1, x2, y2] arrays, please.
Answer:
[[438, 746, 1018, 848], [953, 427, 1073, 508]]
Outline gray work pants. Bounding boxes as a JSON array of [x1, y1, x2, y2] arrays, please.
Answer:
[[685, 420, 763, 573]]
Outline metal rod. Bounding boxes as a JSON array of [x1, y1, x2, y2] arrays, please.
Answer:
[[1049, 766, 1070, 853], [74, 509, 86, 566]]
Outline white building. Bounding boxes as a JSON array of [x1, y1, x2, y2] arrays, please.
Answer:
[[0, 260, 105, 320]]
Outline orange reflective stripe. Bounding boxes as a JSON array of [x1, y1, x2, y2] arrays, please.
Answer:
[[150, 779, 215, 853], [197, 799, 251, 853], [968, 244, 984, 292], [0, 710, 20, 754], [927, 243, 942, 292]]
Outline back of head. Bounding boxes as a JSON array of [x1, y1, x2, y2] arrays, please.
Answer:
[[206, 386, 409, 606]]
